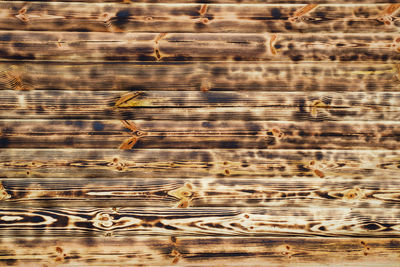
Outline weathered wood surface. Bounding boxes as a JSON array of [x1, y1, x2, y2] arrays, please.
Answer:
[[1, 91, 400, 121], [1, 149, 399, 179], [0, 207, 399, 237], [1, 0, 400, 266], [1, 237, 399, 266], [1, 3, 400, 33], [1, 31, 400, 61], [2, 177, 400, 208], [0, 120, 399, 149], [1, 62, 399, 91]]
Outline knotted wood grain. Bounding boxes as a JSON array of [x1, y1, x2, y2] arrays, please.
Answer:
[[1, 177, 400, 209], [1, 31, 400, 61], [0, 90, 399, 121], [1, 3, 399, 33], [1, 237, 398, 266], [0, 206, 399, 237], [0, 120, 398, 149], [1, 62, 399, 92], [0, 149, 398, 179]]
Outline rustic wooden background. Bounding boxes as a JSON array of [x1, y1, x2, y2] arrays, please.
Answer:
[[0, 0, 400, 266]]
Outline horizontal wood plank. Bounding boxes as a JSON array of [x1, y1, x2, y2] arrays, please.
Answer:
[[1, 3, 399, 33], [1, 177, 400, 209], [1, 62, 399, 92], [0, 120, 399, 149], [0, 149, 398, 179], [1, 90, 399, 121], [1, 237, 399, 266], [1, 31, 400, 62], [4, 0, 400, 3], [0, 207, 399, 237]]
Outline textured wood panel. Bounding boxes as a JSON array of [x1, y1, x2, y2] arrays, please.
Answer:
[[2, 177, 400, 208], [0, 120, 399, 149], [0, 90, 399, 121], [1, 62, 399, 92], [0, 207, 399, 237], [1, 31, 400, 61], [0, 237, 399, 266], [0, 149, 398, 179], [1, 0, 400, 266], [1, 3, 400, 33]]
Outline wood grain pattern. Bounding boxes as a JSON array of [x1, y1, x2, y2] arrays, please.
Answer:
[[1, 31, 400, 62], [1, 0, 400, 265], [1, 62, 399, 92], [1, 3, 400, 33], [1, 237, 399, 266], [0, 149, 399, 179], [0, 207, 399, 237], [2, 177, 400, 209], [0, 120, 398, 149], [0, 90, 399, 121]]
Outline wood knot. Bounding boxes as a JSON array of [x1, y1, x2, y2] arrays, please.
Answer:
[[377, 4, 400, 26], [271, 128, 284, 139], [343, 187, 363, 201], [16, 7, 30, 23], [119, 120, 148, 150], [109, 157, 128, 171], [311, 100, 330, 117], [289, 4, 318, 23], [114, 91, 145, 108], [170, 249, 182, 264], [0, 183, 11, 200], [167, 183, 195, 208], [93, 213, 114, 228], [55, 246, 67, 262], [360, 241, 371, 256], [276, 244, 293, 258], [307, 160, 325, 178], [199, 4, 208, 16]]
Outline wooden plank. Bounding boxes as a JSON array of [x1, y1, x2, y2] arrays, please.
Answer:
[[0, 206, 399, 237], [0, 120, 399, 149], [1, 177, 400, 209], [1, 62, 398, 92], [0, 237, 399, 266], [4, 0, 400, 3], [0, 149, 398, 179], [1, 31, 400, 61], [1, 90, 400, 121], [1, 3, 399, 33]]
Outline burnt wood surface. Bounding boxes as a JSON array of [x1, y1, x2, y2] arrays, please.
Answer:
[[1, 1, 400, 266]]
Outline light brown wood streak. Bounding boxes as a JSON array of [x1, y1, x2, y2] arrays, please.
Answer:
[[0, 206, 399, 237], [0, 237, 398, 266], [1, 177, 400, 209], [0, 149, 399, 179], [1, 31, 400, 61], [1, 90, 400, 121], [0, 62, 397, 91], [0, 2, 399, 33], [0, 120, 399, 149]]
